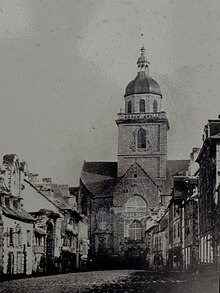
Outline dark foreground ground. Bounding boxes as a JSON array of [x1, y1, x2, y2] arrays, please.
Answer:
[[0, 270, 218, 293]]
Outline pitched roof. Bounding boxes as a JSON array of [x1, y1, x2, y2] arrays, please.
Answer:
[[48, 183, 70, 209], [1, 205, 35, 222], [24, 179, 63, 212], [82, 161, 117, 177], [161, 160, 190, 195], [116, 161, 160, 189], [81, 161, 117, 197], [80, 160, 190, 198]]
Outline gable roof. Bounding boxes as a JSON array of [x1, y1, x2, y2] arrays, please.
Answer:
[[80, 160, 190, 198], [48, 183, 70, 209], [24, 179, 63, 212], [161, 160, 190, 195], [116, 161, 160, 189]]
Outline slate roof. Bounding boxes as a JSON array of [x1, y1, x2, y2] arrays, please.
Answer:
[[161, 160, 190, 195], [48, 183, 70, 209], [81, 161, 117, 197], [125, 72, 161, 97], [82, 161, 118, 177], [81, 160, 190, 198]]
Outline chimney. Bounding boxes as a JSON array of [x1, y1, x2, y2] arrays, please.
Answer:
[[189, 148, 200, 176], [42, 178, 52, 184], [28, 173, 39, 183]]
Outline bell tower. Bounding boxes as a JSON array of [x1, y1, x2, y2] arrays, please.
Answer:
[[116, 47, 169, 180]]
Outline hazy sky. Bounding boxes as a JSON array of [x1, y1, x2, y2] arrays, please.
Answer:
[[0, 0, 220, 185]]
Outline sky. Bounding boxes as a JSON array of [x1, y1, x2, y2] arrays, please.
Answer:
[[0, 0, 220, 185]]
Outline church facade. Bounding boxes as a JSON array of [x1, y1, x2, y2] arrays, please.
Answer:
[[79, 47, 189, 267]]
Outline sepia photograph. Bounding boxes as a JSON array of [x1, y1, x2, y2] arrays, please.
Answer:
[[0, 0, 220, 292]]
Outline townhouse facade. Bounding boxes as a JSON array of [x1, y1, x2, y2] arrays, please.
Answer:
[[0, 155, 35, 276], [196, 119, 220, 272], [0, 155, 89, 278]]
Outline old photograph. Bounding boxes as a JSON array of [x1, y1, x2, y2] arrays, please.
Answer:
[[0, 0, 220, 292]]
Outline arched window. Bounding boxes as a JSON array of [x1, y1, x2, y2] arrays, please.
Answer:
[[137, 128, 146, 148], [127, 101, 132, 114], [129, 220, 142, 241], [153, 100, 158, 113], [139, 99, 145, 112], [97, 207, 107, 230], [125, 196, 147, 213]]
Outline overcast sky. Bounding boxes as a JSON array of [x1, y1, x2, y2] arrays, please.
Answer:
[[0, 0, 220, 185]]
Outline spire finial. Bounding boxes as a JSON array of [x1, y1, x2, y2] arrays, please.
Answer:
[[137, 36, 149, 73], [140, 45, 146, 56]]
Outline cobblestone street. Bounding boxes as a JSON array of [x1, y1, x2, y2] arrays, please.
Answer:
[[0, 270, 218, 293]]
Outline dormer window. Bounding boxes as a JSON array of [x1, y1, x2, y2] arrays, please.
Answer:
[[127, 101, 132, 114], [139, 99, 145, 112]]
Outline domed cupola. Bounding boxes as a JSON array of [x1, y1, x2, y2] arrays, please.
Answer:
[[125, 46, 161, 97]]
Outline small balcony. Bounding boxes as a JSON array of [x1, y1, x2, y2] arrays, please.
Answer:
[[33, 245, 44, 254], [116, 111, 167, 122]]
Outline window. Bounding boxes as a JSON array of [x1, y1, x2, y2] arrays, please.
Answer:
[[5, 197, 10, 208], [177, 221, 180, 238], [127, 101, 132, 113], [27, 230, 31, 247], [9, 228, 13, 246], [97, 207, 107, 230], [13, 199, 18, 210], [139, 99, 145, 112], [129, 220, 142, 241], [125, 196, 147, 213], [153, 100, 158, 113], [17, 252, 23, 274], [16, 225, 22, 246], [134, 173, 137, 178], [137, 128, 146, 148]]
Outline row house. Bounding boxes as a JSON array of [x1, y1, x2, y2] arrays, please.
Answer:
[[145, 222, 157, 269], [0, 155, 35, 277], [196, 119, 220, 272], [0, 154, 89, 278], [22, 176, 64, 274], [145, 212, 168, 270], [182, 177, 199, 271], [167, 148, 199, 271], [146, 148, 199, 271], [168, 188, 183, 270], [169, 175, 199, 271], [23, 175, 89, 273]]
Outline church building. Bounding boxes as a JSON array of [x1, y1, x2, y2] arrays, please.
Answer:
[[79, 47, 189, 267]]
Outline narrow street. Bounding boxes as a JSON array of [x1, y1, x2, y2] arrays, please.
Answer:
[[0, 270, 218, 293]]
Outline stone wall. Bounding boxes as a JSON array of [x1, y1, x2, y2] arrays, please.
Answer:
[[113, 162, 160, 256], [117, 122, 167, 178]]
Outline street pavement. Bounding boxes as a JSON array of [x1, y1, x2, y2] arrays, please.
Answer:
[[0, 270, 218, 293]]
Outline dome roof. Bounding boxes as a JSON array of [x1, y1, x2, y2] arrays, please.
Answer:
[[125, 71, 161, 97]]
